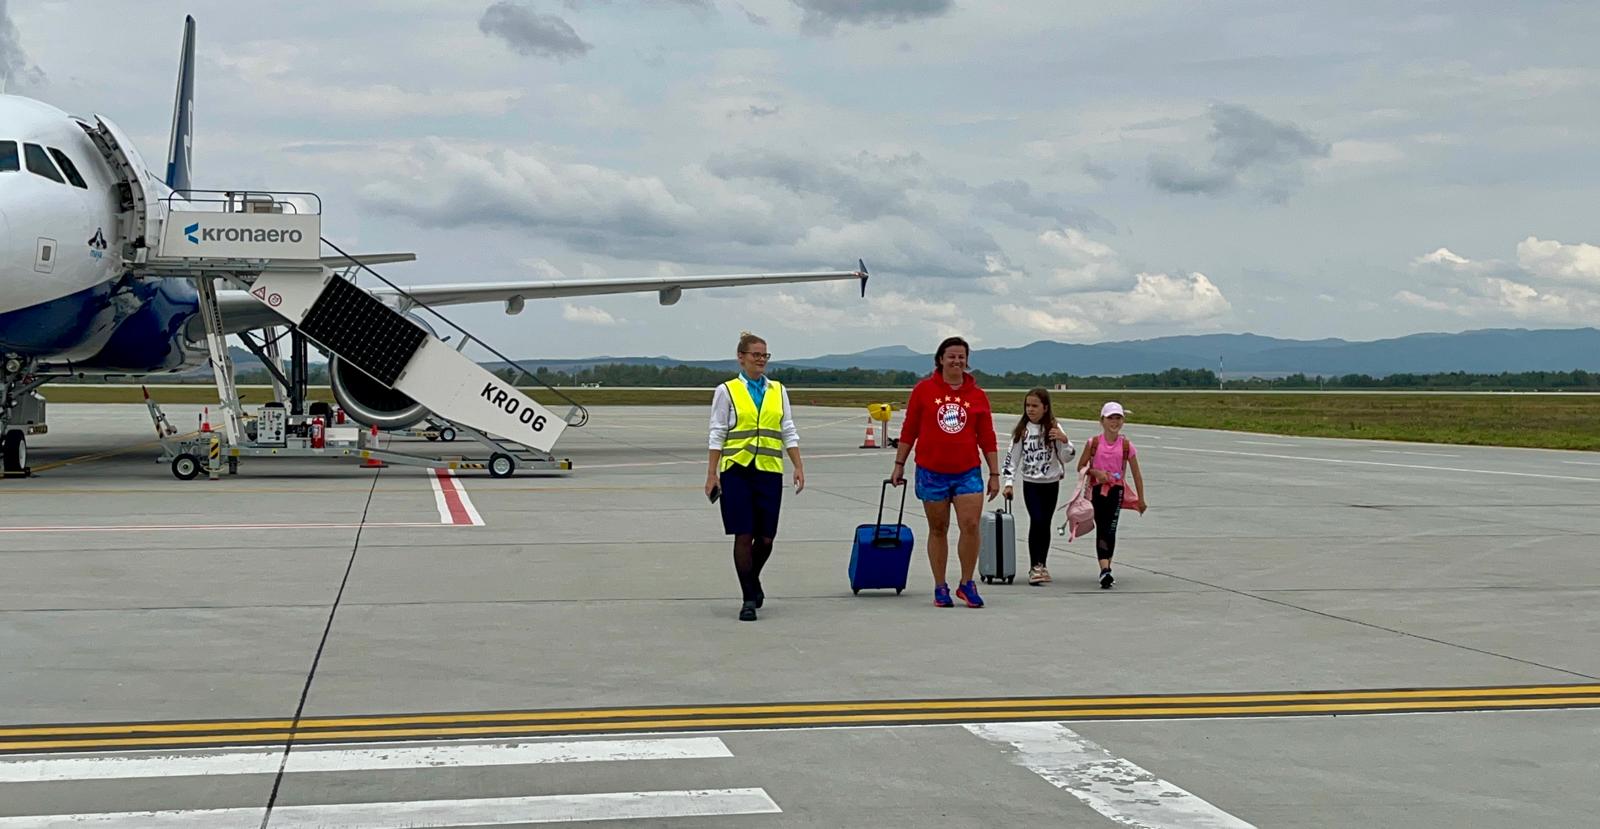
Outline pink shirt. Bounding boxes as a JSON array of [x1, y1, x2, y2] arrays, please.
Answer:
[[1089, 434, 1135, 481]]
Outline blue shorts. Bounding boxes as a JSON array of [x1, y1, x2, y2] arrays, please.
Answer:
[[915, 465, 983, 502], [719, 462, 784, 537]]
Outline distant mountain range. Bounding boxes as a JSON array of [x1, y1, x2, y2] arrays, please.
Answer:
[[502, 328, 1600, 378]]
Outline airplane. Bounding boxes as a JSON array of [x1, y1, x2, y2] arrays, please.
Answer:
[[0, 16, 867, 476]]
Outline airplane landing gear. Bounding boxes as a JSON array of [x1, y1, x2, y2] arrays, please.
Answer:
[[2, 431, 26, 477], [2, 355, 45, 478]]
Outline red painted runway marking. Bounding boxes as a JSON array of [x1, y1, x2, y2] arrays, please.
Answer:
[[428, 469, 484, 526]]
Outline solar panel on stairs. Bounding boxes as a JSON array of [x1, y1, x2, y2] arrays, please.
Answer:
[[298, 277, 427, 387]]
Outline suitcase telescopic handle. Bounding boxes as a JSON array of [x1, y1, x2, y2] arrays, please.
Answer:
[[877, 478, 908, 535]]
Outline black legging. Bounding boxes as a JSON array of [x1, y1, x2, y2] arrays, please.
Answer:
[[1020, 480, 1061, 567], [1091, 485, 1123, 562]]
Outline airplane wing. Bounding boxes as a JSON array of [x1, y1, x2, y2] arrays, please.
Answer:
[[213, 263, 868, 335], [373, 268, 868, 311]]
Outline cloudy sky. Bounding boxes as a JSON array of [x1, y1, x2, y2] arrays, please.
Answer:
[[5, 0, 1599, 360]]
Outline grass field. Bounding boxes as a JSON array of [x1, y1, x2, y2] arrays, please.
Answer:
[[40, 385, 1600, 451]]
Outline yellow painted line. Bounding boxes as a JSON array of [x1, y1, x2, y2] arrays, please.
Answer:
[[2, 695, 1597, 753], [2, 685, 1597, 739], [15, 434, 184, 475]]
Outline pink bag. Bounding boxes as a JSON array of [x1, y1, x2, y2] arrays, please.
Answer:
[[1060, 471, 1096, 542]]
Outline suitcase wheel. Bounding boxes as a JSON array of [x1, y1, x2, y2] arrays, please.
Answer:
[[896, 588, 903, 595], [852, 588, 860, 595]]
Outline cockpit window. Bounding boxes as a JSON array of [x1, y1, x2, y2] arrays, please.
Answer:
[[0, 141, 19, 173], [24, 143, 66, 184], [48, 148, 89, 189]]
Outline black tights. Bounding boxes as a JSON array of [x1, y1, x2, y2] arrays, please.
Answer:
[[1091, 485, 1123, 564], [1021, 480, 1060, 567], [733, 534, 774, 603]]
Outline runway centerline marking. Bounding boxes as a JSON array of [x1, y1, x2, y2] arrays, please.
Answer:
[[2, 683, 1595, 754], [969, 721, 1254, 828], [428, 469, 484, 526]]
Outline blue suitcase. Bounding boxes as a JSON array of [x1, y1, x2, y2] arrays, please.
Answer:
[[849, 479, 914, 595]]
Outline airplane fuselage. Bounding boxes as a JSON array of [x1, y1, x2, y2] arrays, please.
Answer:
[[0, 94, 199, 373]]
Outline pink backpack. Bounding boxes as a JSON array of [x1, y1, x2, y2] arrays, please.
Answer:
[[1060, 471, 1096, 542]]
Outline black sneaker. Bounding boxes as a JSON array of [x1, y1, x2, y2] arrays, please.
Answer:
[[1100, 569, 1114, 589], [739, 602, 758, 621]]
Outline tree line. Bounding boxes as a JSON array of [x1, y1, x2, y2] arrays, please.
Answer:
[[486, 363, 1600, 391], [90, 362, 1600, 391]]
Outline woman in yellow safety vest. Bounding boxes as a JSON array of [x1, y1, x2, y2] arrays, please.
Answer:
[[706, 331, 805, 621]]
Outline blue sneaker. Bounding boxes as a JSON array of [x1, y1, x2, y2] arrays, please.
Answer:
[[933, 583, 953, 607], [955, 580, 984, 608]]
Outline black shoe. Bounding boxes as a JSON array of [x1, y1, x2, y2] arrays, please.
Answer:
[[1100, 569, 1114, 589], [739, 602, 758, 621], [754, 584, 765, 609]]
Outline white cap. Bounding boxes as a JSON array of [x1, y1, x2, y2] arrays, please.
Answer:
[[1100, 401, 1129, 418]]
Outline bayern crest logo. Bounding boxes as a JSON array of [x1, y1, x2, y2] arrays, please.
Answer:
[[936, 402, 968, 434]]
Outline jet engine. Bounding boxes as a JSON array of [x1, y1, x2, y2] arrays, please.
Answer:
[[328, 355, 429, 430], [327, 312, 434, 431]]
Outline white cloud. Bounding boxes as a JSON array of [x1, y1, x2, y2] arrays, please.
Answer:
[[1415, 247, 1473, 268], [1079, 272, 1232, 326], [519, 258, 567, 279], [1477, 277, 1587, 321], [1515, 236, 1600, 285], [1394, 289, 1452, 312], [993, 304, 1100, 339], [562, 303, 623, 325], [1037, 228, 1124, 290], [766, 288, 975, 339]]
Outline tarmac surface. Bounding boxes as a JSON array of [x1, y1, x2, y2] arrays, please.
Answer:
[[1, 402, 1597, 827]]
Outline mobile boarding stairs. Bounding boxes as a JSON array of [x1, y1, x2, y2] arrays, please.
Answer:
[[133, 190, 587, 480]]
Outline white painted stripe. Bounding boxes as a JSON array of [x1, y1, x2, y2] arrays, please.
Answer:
[[1167, 445, 1600, 483], [446, 471, 484, 526], [0, 737, 732, 783], [425, 470, 457, 524], [0, 789, 781, 829], [1235, 440, 1296, 446], [428, 468, 454, 524], [1373, 449, 1460, 457], [1563, 460, 1600, 466], [0, 522, 450, 534], [967, 722, 1254, 829]]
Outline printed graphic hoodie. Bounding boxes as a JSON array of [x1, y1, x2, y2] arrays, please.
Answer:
[[1001, 422, 1076, 488], [899, 372, 997, 475]]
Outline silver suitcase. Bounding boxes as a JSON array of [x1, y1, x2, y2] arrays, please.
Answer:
[[979, 497, 1016, 584]]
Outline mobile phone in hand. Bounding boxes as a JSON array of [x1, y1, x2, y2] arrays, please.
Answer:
[[708, 485, 721, 503]]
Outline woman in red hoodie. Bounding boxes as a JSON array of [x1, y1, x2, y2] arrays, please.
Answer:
[[889, 336, 1001, 608]]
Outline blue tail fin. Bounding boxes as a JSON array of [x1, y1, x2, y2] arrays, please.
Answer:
[[164, 15, 195, 193]]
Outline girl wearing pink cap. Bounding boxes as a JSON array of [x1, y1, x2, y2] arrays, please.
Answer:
[[1075, 401, 1147, 588]]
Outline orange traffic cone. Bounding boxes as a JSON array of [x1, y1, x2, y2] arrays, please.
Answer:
[[362, 423, 387, 468], [860, 426, 878, 449], [200, 407, 211, 434]]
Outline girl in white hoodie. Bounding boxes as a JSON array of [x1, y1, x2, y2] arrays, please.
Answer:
[[1001, 388, 1076, 585]]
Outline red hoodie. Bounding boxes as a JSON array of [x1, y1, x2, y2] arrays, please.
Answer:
[[899, 372, 997, 474]]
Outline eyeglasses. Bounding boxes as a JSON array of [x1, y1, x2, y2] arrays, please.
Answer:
[[741, 351, 771, 360]]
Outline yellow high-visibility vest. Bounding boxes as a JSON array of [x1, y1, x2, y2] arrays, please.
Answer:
[[720, 377, 786, 474]]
